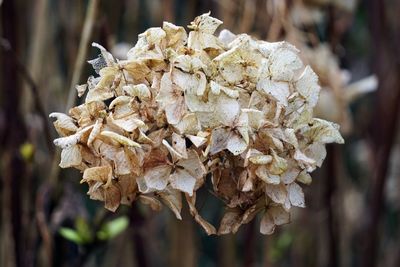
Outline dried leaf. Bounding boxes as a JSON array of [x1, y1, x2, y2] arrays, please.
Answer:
[[260, 212, 275, 235]]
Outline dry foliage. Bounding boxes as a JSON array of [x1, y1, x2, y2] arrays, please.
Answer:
[[50, 13, 344, 235]]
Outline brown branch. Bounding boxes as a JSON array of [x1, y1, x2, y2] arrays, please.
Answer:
[[163, 0, 175, 23], [48, 0, 99, 186], [1, 1, 27, 266], [130, 203, 149, 267], [65, 0, 99, 111], [326, 145, 338, 267], [244, 219, 256, 267], [0, 38, 54, 154], [35, 184, 53, 266], [363, 0, 400, 266]]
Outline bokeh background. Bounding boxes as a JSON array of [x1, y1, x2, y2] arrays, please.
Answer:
[[1, 0, 400, 266]]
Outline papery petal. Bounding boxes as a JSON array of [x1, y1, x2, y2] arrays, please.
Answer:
[[143, 165, 171, 191]]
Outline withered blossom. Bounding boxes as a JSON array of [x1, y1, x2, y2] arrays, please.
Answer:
[[50, 13, 344, 235]]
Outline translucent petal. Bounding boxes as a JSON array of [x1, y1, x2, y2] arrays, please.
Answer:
[[288, 183, 305, 208], [169, 169, 197, 196], [59, 145, 82, 168], [260, 212, 275, 235], [143, 165, 171, 191]]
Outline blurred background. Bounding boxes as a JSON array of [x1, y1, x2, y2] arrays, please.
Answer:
[[1, 0, 400, 266]]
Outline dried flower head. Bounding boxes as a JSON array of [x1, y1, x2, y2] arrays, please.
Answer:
[[50, 13, 344, 235]]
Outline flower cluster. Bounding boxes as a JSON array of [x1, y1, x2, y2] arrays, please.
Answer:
[[50, 13, 344, 235]]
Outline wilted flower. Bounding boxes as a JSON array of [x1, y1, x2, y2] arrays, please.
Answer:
[[50, 13, 344, 235]]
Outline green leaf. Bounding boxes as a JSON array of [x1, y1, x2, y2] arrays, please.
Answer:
[[75, 217, 93, 243], [59, 227, 85, 244], [97, 216, 129, 241]]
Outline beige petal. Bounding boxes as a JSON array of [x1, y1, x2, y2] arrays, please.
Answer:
[[163, 21, 187, 49], [242, 202, 264, 224], [269, 151, 288, 175], [294, 149, 316, 171], [295, 66, 320, 108], [123, 84, 151, 100], [195, 71, 207, 96], [59, 145, 82, 168], [100, 131, 141, 148], [186, 193, 217, 235], [265, 183, 287, 204], [218, 29, 236, 46], [249, 155, 273, 165], [281, 167, 300, 184], [256, 165, 280, 184], [296, 170, 312, 185], [53, 133, 80, 149], [49, 112, 78, 132], [173, 113, 201, 135], [185, 92, 215, 113], [304, 118, 344, 144], [111, 115, 145, 132], [268, 46, 302, 81], [209, 128, 230, 155], [114, 150, 132, 175], [304, 142, 327, 167], [257, 78, 289, 106], [165, 96, 186, 125], [156, 72, 178, 106], [76, 84, 87, 97], [136, 176, 156, 194], [268, 205, 290, 225], [143, 165, 171, 191], [104, 184, 121, 212], [187, 135, 207, 148], [226, 134, 247, 155], [243, 109, 265, 130], [139, 195, 162, 211], [287, 183, 305, 208], [169, 169, 197, 196], [87, 119, 103, 146], [218, 209, 242, 234], [210, 81, 239, 98], [92, 42, 116, 67], [176, 150, 206, 180], [188, 12, 223, 34], [171, 133, 188, 158], [158, 188, 182, 220], [86, 86, 114, 103], [82, 165, 113, 185], [162, 139, 185, 162], [260, 212, 275, 235]]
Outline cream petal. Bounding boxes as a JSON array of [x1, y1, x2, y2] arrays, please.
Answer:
[[59, 145, 82, 168], [143, 165, 171, 191], [295, 66, 320, 108], [169, 169, 197, 196], [177, 150, 206, 179], [260, 212, 275, 235], [287, 183, 305, 208], [226, 134, 247, 155], [265, 183, 287, 204], [158, 187, 183, 220], [268, 206, 290, 225]]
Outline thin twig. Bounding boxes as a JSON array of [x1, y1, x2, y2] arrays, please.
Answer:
[[65, 0, 99, 111], [130, 204, 148, 267], [35, 184, 53, 266], [48, 0, 99, 186], [244, 220, 256, 267], [326, 145, 338, 267], [0, 38, 54, 154], [1, 1, 27, 266]]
